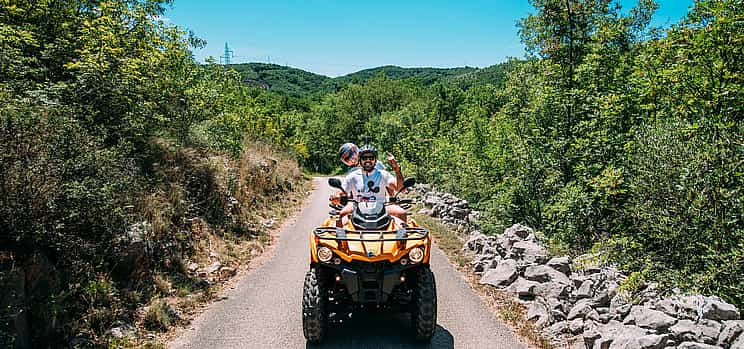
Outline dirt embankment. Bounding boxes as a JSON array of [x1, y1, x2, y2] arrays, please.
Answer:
[[0, 139, 310, 348]]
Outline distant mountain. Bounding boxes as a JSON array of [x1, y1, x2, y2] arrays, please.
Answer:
[[335, 65, 478, 86], [228, 63, 336, 96], [228, 61, 520, 96]]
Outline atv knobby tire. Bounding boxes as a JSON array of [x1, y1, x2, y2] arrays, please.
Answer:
[[412, 266, 437, 341], [302, 267, 327, 343]]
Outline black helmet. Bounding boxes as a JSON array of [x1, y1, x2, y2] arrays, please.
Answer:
[[359, 144, 378, 159]]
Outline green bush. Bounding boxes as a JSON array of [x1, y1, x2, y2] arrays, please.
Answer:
[[611, 118, 744, 305]]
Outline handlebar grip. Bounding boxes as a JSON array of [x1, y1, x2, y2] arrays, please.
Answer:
[[329, 209, 340, 216]]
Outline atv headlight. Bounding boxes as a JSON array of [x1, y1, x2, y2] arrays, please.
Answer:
[[317, 246, 333, 263], [409, 247, 425, 263]]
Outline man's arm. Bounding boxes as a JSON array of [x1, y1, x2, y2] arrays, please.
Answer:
[[386, 151, 404, 192]]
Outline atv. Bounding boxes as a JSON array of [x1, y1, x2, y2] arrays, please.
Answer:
[[302, 177, 437, 343]]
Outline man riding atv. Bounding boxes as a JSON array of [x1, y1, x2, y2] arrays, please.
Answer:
[[301, 143, 437, 344], [338, 144, 408, 224], [338, 142, 405, 192]]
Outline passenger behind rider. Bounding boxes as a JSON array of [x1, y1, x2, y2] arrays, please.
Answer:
[[337, 144, 408, 224], [338, 142, 404, 191]]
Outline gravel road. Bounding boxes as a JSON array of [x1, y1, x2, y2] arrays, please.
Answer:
[[170, 177, 528, 349]]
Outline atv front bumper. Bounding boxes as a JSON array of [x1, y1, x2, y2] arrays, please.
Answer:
[[320, 260, 424, 304]]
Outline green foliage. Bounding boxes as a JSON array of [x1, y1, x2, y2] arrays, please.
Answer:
[[1, 0, 306, 346]]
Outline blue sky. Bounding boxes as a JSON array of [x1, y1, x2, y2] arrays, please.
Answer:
[[164, 0, 693, 77]]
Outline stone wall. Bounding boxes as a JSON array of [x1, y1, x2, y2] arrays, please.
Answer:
[[412, 184, 743, 349]]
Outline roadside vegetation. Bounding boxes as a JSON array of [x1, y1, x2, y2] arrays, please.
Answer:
[[0, 1, 307, 347], [1, 0, 741, 347]]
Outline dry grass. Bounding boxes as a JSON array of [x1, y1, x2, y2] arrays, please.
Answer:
[[143, 299, 173, 331], [414, 213, 553, 349], [115, 139, 310, 348]]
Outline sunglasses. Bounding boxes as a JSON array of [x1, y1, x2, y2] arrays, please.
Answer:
[[360, 155, 375, 161]]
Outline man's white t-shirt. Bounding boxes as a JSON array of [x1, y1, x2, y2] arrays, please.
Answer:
[[342, 167, 395, 203]]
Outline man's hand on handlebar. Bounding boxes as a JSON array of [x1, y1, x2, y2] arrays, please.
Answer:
[[329, 192, 351, 206]]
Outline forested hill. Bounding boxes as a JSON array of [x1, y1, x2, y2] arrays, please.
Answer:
[[228, 61, 516, 96], [229, 63, 336, 96], [335, 65, 477, 85]]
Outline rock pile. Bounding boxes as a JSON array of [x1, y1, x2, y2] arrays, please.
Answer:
[[412, 184, 479, 232], [413, 185, 743, 349]]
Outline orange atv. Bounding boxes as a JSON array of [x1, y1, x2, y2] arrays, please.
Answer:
[[302, 177, 437, 343]]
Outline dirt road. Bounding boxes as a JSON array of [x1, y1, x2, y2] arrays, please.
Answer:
[[170, 177, 527, 349]]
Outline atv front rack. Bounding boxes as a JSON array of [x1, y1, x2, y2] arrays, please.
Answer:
[[313, 227, 429, 241]]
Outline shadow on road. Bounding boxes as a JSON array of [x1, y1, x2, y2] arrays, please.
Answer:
[[306, 310, 454, 349]]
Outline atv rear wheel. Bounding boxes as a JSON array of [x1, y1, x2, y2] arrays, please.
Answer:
[[412, 266, 437, 341], [302, 267, 327, 343]]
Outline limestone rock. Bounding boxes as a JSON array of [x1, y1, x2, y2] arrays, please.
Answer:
[[524, 264, 571, 285], [701, 297, 740, 321], [512, 240, 548, 264], [595, 337, 614, 349], [423, 195, 441, 207], [676, 342, 723, 349], [479, 259, 518, 287], [656, 298, 680, 317], [576, 279, 594, 299], [678, 295, 703, 320], [718, 320, 744, 346], [671, 320, 700, 342], [535, 281, 571, 300], [697, 319, 722, 345], [545, 321, 569, 337], [528, 297, 552, 328], [594, 282, 619, 307], [547, 256, 571, 275], [596, 322, 648, 349], [610, 334, 668, 349], [631, 306, 678, 331], [504, 223, 533, 239], [568, 299, 596, 320], [731, 333, 744, 349], [583, 328, 602, 349], [206, 261, 222, 274], [466, 232, 488, 253], [611, 294, 632, 314], [507, 277, 540, 297], [569, 318, 585, 334]]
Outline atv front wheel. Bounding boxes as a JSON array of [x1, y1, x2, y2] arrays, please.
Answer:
[[302, 267, 327, 343], [412, 266, 437, 341]]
